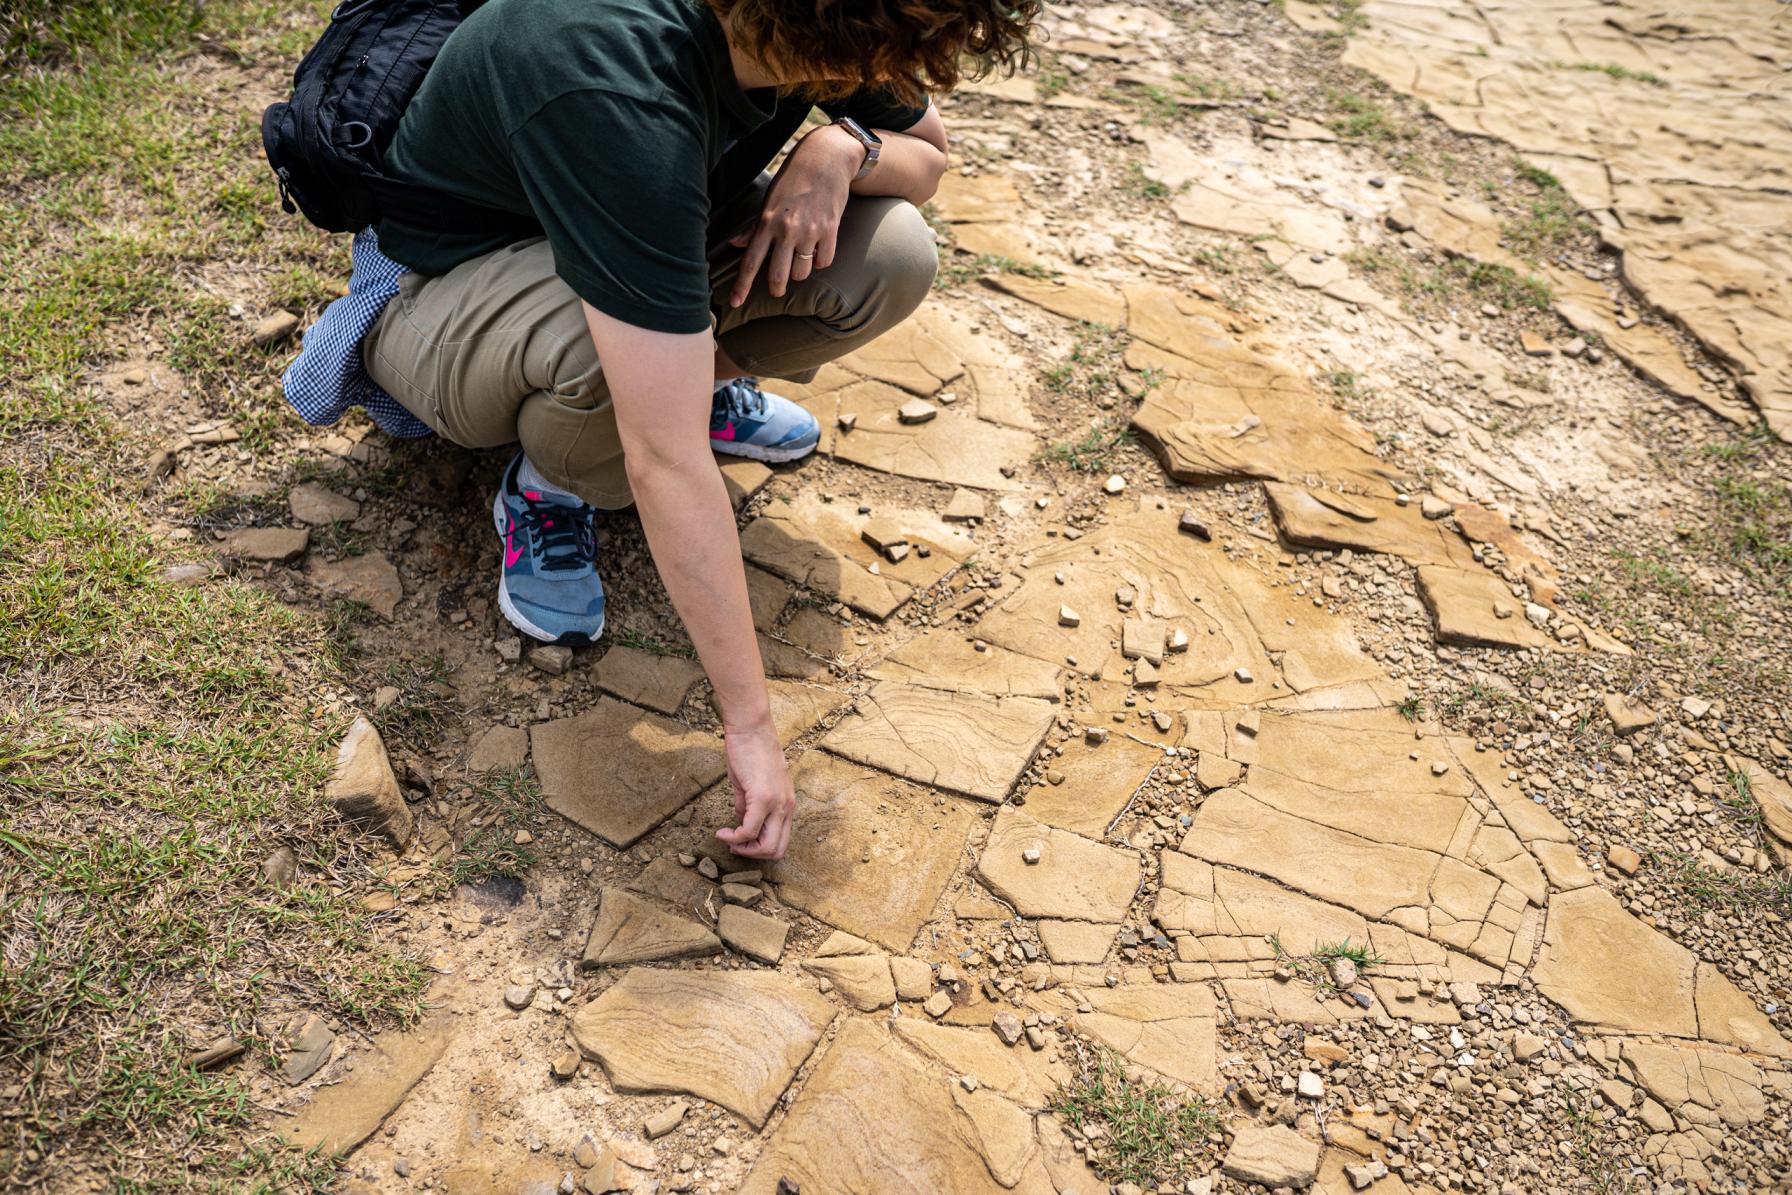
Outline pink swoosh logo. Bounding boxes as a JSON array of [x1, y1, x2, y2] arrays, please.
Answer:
[[504, 519, 524, 568], [711, 421, 737, 442]]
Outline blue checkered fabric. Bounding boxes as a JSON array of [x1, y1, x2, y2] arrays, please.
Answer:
[[282, 228, 434, 439]]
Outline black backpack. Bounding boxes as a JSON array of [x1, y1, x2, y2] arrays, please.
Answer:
[[262, 0, 538, 235]]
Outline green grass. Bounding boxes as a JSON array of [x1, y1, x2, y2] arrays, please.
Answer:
[[1101, 82, 1182, 125], [935, 251, 1060, 291], [1050, 1043, 1219, 1187], [1, 2, 430, 1185], [1396, 695, 1424, 722], [446, 767, 544, 886], [1172, 71, 1238, 101], [1655, 849, 1792, 911], [1560, 1085, 1643, 1194], [1502, 162, 1593, 262], [1565, 61, 1667, 87], [1036, 69, 1069, 100], [1039, 419, 1134, 473], [1313, 939, 1385, 968], [1323, 368, 1372, 402], [1721, 768, 1767, 838], [1121, 163, 1171, 201], [1713, 473, 1792, 591], [614, 625, 697, 660], [1448, 257, 1553, 310], [1323, 86, 1400, 141]]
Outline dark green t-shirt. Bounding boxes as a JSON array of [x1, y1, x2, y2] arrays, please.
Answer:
[[377, 0, 928, 333]]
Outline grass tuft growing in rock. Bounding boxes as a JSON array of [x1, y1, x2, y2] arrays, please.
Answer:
[[1050, 1041, 1219, 1187]]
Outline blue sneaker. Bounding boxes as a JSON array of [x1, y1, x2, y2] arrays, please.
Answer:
[[490, 454, 605, 645], [710, 378, 821, 463]]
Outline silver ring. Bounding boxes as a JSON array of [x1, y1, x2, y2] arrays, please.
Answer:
[[794, 251, 815, 259]]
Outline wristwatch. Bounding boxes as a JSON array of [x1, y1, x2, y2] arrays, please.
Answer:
[[831, 117, 882, 181]]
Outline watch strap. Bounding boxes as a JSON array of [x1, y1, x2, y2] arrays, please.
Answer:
[[833, 117, 881, 181]]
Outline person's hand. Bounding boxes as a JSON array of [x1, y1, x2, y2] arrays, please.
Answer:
[[714, 720, 796, 859], [727, 124, 862, 307]]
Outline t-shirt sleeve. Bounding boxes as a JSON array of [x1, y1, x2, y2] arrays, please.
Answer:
[[508, 92, 714, 335], [820, 89, 930, 134]]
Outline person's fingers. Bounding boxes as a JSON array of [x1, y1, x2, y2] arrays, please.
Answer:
[[814, 224, 839, 272], [730, 222, 775, 307], [789, 239, 818, 285], [767, 805, 793, 860], [765, 231, 797, 299]]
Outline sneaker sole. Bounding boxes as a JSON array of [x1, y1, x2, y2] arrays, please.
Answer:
[[710, 435, 820, 465], [491, 486, 606, 646]]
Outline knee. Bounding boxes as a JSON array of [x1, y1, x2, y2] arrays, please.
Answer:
[[839, 199, 938, 331]]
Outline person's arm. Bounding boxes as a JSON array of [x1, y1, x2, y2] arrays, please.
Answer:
[[582, 303, 794, 859], [728, 104, 950, 306]]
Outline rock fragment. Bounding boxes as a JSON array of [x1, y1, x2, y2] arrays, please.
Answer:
[[324, 718, 413, 847], [719, 904, 788, 964], [225, 527, 309, 563], [1221, 1124, 1320, 1188], [1602, 693, 1656, 735], [643, 1101, 688, 1139], [253, 310, 301, 346]]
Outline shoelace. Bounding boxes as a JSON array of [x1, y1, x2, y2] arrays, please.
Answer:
[[521, 501, 595, 573], [715, 377, 768, 423]]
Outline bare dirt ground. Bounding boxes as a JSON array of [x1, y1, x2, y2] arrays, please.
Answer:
[[5, 0, 1792, 1193]]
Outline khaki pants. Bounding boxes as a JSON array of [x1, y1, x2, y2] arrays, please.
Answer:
[[362, 185, 938, 508]]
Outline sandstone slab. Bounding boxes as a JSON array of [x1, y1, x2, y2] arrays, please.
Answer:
[[740, 494, 970, 620], [1018, 734, 1161, 837], [279, 1020, 450, 1155], [976, 807, 1141, 922], [804, 954, 896, 1011], [592, 644, 704, 714], [1053, 983, 1217, 1091], [719, 903, 789, 964], [864, 631, 1062, 701], [531, 697, 724, 847], [829, 380, 1033, 491], [571, 969, 833, 1128], [1415, 565, 1549, 650], [308, 553, 403, 618], [1036, 920, 1118, 964], [288, 482, 359, 525], [821, 681, 1055, 803], [225, 527, 308, 563], [466, 725, 527, 774], [581, 887, 720, 967], [739, 1019, 1058, 1194], [769, 753, 977, 951]]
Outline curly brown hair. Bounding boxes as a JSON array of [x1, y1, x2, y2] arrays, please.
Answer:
[[708, 0, 1042, 106]]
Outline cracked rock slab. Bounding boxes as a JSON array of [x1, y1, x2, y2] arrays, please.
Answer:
[[821, 681, 1055, 803], [531, 697, 724, 847], [769, 753, 978, 951], [976, 807, 1141, 922], [864, 630, 1062, 701], [1018, 734, 1161, 837], [1049, 982, 1218, 1091], [592, 644, 705, 714], [739, 494, 970, 621], [571, 969, 834, 1129], [581, 887, 720, 968], [278, 1019, 450, 1155], [1534, 886, 1789, 1054], [1415, 565, 1551, 650], [829, 379, 1034, 491], [739, 1018, 1065, 1194]]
